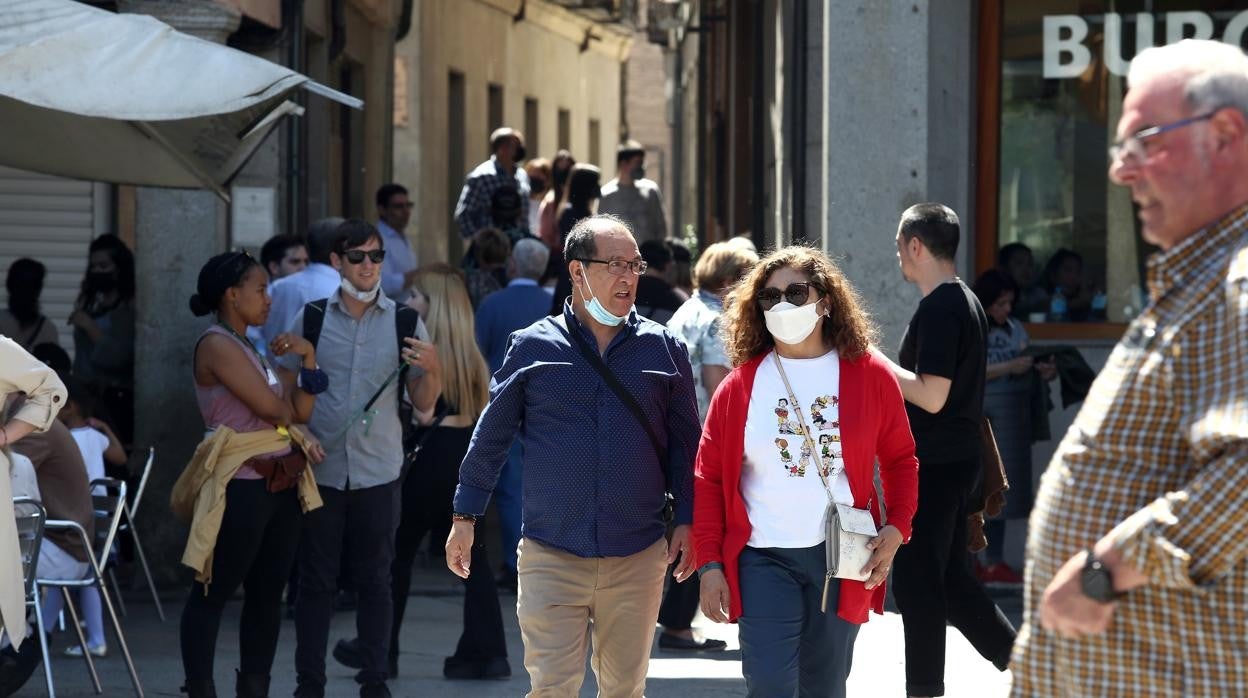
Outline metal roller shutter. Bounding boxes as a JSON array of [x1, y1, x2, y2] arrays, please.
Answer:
[[0, 165, 109, 351]]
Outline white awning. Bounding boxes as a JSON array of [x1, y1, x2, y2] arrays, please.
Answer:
[[0, 0, 362, 199]]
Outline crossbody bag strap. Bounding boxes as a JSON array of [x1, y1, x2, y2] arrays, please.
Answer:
[[772, 351, 841, 500], [555, 315, 669, 488]]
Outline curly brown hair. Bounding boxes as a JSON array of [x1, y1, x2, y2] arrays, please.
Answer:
[[721, 245, 877, 366]]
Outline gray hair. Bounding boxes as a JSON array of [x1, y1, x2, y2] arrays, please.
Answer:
[[1129, 40, 1248, 117], [563, 214, 633, 266], [512, 238, 550, 280]]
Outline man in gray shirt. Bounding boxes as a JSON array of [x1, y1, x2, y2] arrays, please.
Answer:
[[286, 220, 441, 698], [598, 140, 668, 244]]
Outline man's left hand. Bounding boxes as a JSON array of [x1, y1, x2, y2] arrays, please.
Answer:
[[669, 525, 695, 583], [403, 337, 440, 375], [1040, 550, 1115, 638]]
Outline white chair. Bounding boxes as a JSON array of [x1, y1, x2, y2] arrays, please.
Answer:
[[112, 447, 164, 621], [14, 497, 55, 697], [40, 478, 144, 697]]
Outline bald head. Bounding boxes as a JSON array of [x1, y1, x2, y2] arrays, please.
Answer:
[[564, 214, 635, 264]]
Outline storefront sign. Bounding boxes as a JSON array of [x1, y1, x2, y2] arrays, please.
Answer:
[[1044, 11, 1248, 78]]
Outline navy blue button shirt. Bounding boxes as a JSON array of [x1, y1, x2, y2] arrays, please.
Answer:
[[454, 302, 700, 558]]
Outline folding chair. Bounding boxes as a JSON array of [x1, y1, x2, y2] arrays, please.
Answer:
[[113, 447, 164, 621], [40, 478, 144, 697], [14, 497, 55, 698]]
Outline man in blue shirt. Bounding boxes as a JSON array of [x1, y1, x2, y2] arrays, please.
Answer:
[[374, 184, 419, 300], [473, 237, 551, 589], [262, 217, 345, 348], [449, 214, 700, 696]]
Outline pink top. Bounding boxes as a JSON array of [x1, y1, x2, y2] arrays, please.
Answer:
[[194, 325, 291, 479]]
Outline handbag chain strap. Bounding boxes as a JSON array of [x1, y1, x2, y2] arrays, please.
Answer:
[[772, 351, 843, 502]]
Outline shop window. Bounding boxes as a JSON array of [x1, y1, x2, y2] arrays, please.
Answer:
[[588, 118, 601, 167], [558, 108, 571, 151], [525, 97, 539, 157], [488, 83, 504, 134], [979, 1, 1248, 332]]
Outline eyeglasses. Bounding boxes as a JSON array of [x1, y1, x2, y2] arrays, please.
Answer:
[[756, 282, 824, 310], [1108, 111, 1218, 165], [343, 249, 386, 265], [577, 258, 648, 276]]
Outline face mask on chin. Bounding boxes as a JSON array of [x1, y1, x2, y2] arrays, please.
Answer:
[[577, 270, 627, 327], [763, 301, 823, 345], [630, 164, 646, 181], [340, 276, 380, 303]]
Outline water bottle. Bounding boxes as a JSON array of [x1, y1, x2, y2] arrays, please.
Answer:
[[1048, 289, 1068, 322], [1090, 291, 1108, 321]]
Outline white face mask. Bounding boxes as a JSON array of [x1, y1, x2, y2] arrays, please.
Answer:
[[764, 301, 823, 345], [340, 276, 380, 303]]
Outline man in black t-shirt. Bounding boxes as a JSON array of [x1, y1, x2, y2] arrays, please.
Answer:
[[880, 203, 1016, 698], [633, 240, 686, 325]]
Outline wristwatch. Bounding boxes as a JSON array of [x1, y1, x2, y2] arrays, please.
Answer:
[[697, 561, 724, 576], [1080, 550, 1125, 604]]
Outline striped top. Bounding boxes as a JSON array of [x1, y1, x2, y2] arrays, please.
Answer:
[[1011, 204, 1248, 696]]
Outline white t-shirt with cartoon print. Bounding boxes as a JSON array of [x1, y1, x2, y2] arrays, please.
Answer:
[[742, 350, 854, 548]]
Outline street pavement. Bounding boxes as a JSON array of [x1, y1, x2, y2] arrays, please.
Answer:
[[14, 561, 1022, 697]]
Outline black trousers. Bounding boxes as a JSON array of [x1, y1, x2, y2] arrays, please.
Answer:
[[180, 478, 301, 682], [657, 569, 700, 631], [392, 425, 507, 660], [892, 458, 1016, 697], [295, 481, 400, 687]]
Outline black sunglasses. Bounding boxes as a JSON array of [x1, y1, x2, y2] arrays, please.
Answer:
[[756, 282, 824, 310], [343, 249, 386, 265]]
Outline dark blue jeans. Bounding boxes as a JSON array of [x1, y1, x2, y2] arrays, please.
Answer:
[[737, 544, 860, 698]]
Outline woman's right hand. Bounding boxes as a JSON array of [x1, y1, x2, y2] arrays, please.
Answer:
[[699, 568, 732, 623], [269, 333, 315, 361]]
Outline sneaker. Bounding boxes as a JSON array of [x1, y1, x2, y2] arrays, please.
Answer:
[[979, 562, 1024, 586], [64, 642, 108, 658]]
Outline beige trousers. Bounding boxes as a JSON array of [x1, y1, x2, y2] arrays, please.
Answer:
[[516, 537, 668, 698]]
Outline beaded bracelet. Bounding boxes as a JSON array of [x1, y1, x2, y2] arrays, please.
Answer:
[[297, 366, 330, 395]]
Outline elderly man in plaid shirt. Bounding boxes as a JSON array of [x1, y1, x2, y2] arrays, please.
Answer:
[[454, 127, 531, 240], [1011, 39, 1248, 697]]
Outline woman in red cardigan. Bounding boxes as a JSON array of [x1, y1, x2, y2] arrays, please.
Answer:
[[694, 246, 919, 698]]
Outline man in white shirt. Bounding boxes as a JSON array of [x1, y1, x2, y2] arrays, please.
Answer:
[[598, 140, 668, 245], [375, 184, 419, 300], [248, 235, 309, 356], [262, 218, 345, 348]]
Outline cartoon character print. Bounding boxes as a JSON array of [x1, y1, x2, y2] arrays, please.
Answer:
[[797, 441, 812, 477], [775, 399, 793, 433], [775, 437, 800, 476], [818, 434, 835, 460], [811, 395, 837, 431]]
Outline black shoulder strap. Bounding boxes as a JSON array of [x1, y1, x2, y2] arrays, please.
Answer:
[[554, 316, 669, 490], [301, 299, 328, 350]]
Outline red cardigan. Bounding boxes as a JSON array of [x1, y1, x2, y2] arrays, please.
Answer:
[[693, 350, 919, 624]]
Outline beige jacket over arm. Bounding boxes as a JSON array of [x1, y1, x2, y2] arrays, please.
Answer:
[[0, 335, 67, 649]]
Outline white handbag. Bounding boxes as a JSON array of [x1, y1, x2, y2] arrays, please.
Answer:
[[773, 352, 878, 612]]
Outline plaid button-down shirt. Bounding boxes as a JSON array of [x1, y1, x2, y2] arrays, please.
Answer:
[[1011, 205, 1248, 697], [453, 155, 530, 240]]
